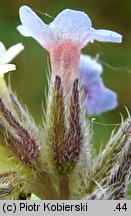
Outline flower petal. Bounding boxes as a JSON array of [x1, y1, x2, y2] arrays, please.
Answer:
[[92, 28, 122, 43], [79, 54, 118, 115], [17, 25, 32, 37], [79, 54, 103, 86], [2, 43, 24, 64], [0, 41, 6, 63], [0, 64, 16, 75], [85, 82, 118, 115], [50, 9, 92, 48], [17, 6, 51, 48]]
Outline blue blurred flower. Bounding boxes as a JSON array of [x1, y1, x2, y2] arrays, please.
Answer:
[[79, 54, 118, 115]]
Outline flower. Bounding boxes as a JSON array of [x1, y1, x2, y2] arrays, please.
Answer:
[[0, 64, 16, 75], [0, 41, 24, 75], [17, 6, 122, 85], [17, 6, 122, 50], [79, 54, 117, 115]]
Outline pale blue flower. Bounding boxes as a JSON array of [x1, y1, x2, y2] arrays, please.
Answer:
[[17, 6, 122, 88], [79, 55, 118, 115], [17, 6, 122, 51]]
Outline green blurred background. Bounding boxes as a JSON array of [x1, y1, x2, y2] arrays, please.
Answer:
[[0, 0, 131, 151]]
